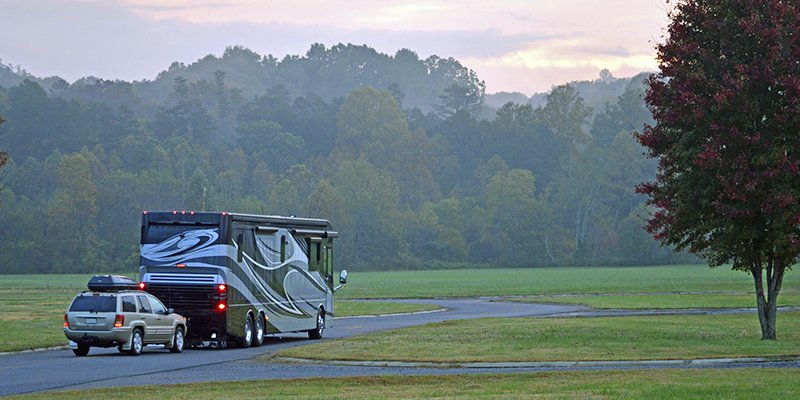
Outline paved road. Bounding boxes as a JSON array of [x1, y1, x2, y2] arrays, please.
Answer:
[[0, 299, 576, 396], [1, 300, 798, 396]]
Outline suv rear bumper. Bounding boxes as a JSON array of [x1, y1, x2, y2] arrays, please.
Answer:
[[64, 327, 132, 348]]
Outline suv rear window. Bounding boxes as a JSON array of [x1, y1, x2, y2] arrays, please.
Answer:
[[69, 295, 117, 312]]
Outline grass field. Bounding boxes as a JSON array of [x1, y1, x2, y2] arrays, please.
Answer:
[[276, 312, 800, 363], [508, 293, 800, 309], [7, 369, 800, 399], [2, 265, 798, 352], [0, 275, 436, 352], [336, 301, 442, 317], [0, 275, 104, 352], [337, 265, 800, 299]]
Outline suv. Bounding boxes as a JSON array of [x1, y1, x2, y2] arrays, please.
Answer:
[[64, 275, 188, 356]]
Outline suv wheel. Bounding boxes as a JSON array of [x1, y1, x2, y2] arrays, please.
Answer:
[[170, 328, 185, 353], [72, 343, 90, 357], [127, 328, 144, 356]]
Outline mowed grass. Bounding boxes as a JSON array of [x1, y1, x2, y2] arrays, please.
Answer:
[[336, 301, 442, 317], [7, 369, 800, 400], [338, 265, 800, 299], [276, 312, 800, 363], [0, 274, 435, 352], [2, 266, 798, 352], [0, 274, 98, 352], [509, 292, 800, 309]]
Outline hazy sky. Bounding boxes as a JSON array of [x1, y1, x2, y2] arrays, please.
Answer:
[[1, 0, 671, 94]]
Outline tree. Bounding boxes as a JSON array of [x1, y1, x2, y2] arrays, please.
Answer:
[[0, 114, 7, 193], [636, 0, 800, 340]]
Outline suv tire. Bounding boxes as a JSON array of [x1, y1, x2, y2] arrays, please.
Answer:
[[127, 328, 144, 356], [169, 327, 185, 353], [72, 343, 90, 357]]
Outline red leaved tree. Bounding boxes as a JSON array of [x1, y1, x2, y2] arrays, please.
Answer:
[[637, 0, 800, 340]]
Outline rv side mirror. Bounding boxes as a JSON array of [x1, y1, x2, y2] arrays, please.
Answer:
[[339, 269, 348, 285]]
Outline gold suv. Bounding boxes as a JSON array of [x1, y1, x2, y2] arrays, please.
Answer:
[[64, 275, 188, 356]]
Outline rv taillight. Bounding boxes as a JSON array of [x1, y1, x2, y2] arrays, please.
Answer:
[[114, 314, 124, 328], [217, 284, 227, 293], [64, 314, 69, 329], [216, 301, 227, 311], [143, 210, 148, 215], [138, 282, 146, 290]]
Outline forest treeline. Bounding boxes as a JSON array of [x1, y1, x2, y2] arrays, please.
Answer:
[[0, 44, 693, 273]]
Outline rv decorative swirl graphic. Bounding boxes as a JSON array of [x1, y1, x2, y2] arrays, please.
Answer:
[[141, 229, 220, 264]]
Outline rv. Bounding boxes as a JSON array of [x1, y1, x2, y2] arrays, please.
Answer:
[[138, 211, 346, 348]]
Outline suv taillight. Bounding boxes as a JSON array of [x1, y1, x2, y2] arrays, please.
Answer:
[[114, 314, 124, 328], [64, 314, 69, 329]]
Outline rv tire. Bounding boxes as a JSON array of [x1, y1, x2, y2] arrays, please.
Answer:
[[239, 316, 253, 348], [252, 314, 265, 347], [308, 308, 324, 340]]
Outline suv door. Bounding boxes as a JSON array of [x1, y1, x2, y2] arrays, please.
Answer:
[[147, 294, 173, 339], [136, 294, 160, 341]]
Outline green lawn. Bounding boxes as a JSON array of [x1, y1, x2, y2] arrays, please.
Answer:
[[2, 266, 798, 353], [7, 369, 800, 399], [338, 265, 800, 299], [0, 274, 117, 352], [276, 312, 800, 363], [336, 301, 442, 317], [0, 275, 436, 352], [508, 292, 800, 309]]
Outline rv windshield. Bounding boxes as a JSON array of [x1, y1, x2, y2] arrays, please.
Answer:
[[143, 224, 218, 244]]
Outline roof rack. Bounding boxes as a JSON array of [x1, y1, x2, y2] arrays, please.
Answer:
[[87, 275, 139, 292]]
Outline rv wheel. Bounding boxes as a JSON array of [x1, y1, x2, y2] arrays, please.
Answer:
[[308, 308, 324, 340], [239, 316, 253, 348], [252, 314, 265, 347]]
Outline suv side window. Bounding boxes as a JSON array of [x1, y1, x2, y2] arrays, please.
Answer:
[[149, 295, 167, 315], [121, 296, 137, 313], [137, 295, 152, 313]]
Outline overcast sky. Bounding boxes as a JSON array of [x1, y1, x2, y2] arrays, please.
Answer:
[[1, 0, 671, 94]]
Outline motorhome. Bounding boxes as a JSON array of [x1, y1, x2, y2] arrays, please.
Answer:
[[138, 211, 345, 348]]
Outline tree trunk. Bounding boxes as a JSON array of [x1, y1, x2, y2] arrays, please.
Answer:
[[751, 258, 786, 340]]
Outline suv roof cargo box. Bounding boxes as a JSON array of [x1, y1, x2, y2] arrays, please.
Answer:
[[87, 275, 139, 292]]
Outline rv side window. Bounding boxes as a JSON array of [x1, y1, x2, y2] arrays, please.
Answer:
[[280, 236, 286, 262]]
